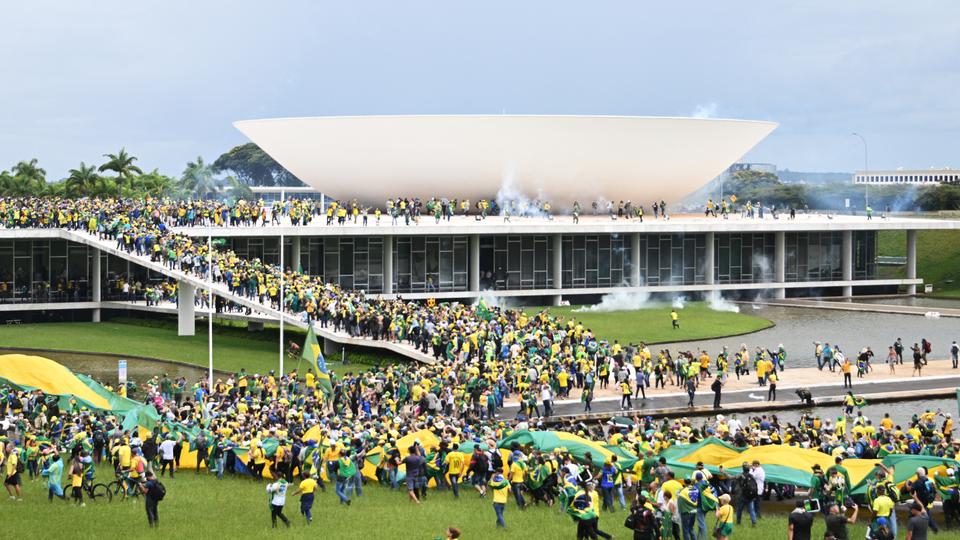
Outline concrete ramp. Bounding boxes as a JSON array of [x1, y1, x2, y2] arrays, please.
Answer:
[[56, 229, 435, 365]]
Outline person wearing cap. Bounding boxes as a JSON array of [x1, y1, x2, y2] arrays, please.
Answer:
[[870, 485, 895, 537], [906, 501, 929, 540], [825, 501, 858, 540]]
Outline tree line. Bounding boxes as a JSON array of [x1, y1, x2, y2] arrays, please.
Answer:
[[0, 143, 303, 200], [720, 169, 960, 212]]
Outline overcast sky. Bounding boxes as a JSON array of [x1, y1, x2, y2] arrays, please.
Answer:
[[2, 1, 958, 181]]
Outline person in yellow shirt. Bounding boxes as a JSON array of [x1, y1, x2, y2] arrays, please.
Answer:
[[4, 443, 22, 499], [489, 472, 510, 528], [69, 456, 85, 506], [443, 444, 465, 498], [508, 454, 527, 509], [715, 493, 734, 540], [291, 473, 318, 524]]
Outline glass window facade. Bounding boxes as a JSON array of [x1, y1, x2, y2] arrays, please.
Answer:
[[290, 237, 385, 293], [394, 236, 468, 293], [0, 239, 98, 302], [480, 235, 554, 290], [853, 231, 877, 280], [784, 232, 843, 282], [639, 234, 707, 286], [714, 233, 776, 284], [562, 234, 631, 288]]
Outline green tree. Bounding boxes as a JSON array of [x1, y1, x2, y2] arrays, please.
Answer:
[[99, 148, 143, 195], [134, 168, 175, 197], [212, 142, 302, 186], [8, 158, 48, 196], [180, 156, 219, 199], [915, 184, 960, 211], [64, 162, 99, 197], [223, 175, 254, 202]]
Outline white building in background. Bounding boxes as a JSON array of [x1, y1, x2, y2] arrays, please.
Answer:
[[234, 115, 778, 207], [854, 169, 960, 185]]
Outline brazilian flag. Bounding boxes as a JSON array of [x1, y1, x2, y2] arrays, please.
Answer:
[[301, 325, 333, 398], [853, 396, 868, 408]]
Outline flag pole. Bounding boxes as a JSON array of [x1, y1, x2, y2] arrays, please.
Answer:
[[279, 232, 284, 376], [207, 234, 213, 391]]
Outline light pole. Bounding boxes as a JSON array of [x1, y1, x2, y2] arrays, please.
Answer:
[[852, 132, 869, 211]]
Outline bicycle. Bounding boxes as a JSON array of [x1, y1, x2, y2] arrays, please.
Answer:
[[82, 477, 113, 503], [106, 471, 143, 501]]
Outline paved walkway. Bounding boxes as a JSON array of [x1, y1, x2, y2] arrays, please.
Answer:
[[503, 359, 960, 417], [756, 298, 960, 318]]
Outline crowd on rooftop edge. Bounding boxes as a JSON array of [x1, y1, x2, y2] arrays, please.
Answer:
[[0, 195, 955, 539]]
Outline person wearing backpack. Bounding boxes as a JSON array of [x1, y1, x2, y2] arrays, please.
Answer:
[[140, 470, 165, 528], [624, 492, 659, 540], [733, 464, 757, 526]]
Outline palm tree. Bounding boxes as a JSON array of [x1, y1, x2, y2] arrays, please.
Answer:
[[7, 159, 47, 195], [180, 156, 218, 199], [99, 148, 143, 196], [137, 168, 174, 197], [223, 175, 253, 202], [64, 162, 99, 197]]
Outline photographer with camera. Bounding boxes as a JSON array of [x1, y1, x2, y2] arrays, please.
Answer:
[[823, 500, 858, 540]]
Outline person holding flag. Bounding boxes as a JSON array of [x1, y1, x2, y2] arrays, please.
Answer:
[[300, 325, 334, 402]]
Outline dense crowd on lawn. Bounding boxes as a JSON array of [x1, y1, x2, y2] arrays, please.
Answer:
[[0, 196, 955, 538], [2, 372, 958, 538]]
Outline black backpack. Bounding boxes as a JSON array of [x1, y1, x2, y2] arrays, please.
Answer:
[[154, 481, 166, 501], [740, 474, 758, 499]]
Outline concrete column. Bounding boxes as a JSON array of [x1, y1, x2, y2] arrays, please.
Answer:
[[774, 231, 785, 299], [291, 236, 302, 272], [842, 230, 853, 297], [552, 233, 563, 305], [704, 232, 716, 286], [383, 235, 394, 295], [469, 234, 480, 293], [323, 336, 340, 357], [178, 282, 196, 336], [91, 248, 101, 322], [630, 233, 641, 286], [906, 229, 917, 295]]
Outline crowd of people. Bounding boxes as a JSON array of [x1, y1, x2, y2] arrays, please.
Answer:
[[0, 195, 956, 538], [2, 371, 957, 538]]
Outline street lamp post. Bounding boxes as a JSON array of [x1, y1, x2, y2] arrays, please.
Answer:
[[852, 132, 869, 211]]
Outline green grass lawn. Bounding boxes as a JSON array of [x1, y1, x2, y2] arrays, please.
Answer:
[[878, 229, 960, 294], [529, 301, 773, 345], [0, 318, 392, 376], [5, 472, 882, 540]]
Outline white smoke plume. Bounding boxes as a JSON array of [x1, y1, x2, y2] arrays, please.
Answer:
[[574, 290, 652, 313], [692, 102, 718, 119], [672, 295, 687, 309], [706, 291, 740, 313], [496, 170, 552, 217]]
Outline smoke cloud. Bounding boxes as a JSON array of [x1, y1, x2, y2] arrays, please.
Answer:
[[692, 102, 718, 119], [672, 295, 687, 309], [574, 290, 652, 313], [706, 291, 740, 313], [496, 170, 552, 217]]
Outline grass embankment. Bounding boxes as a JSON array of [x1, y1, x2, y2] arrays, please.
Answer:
[[877, 229, 960, 296], [530, 301, 773, 345], [6, 473, 877, 540], [0, 317, 395, 376]]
